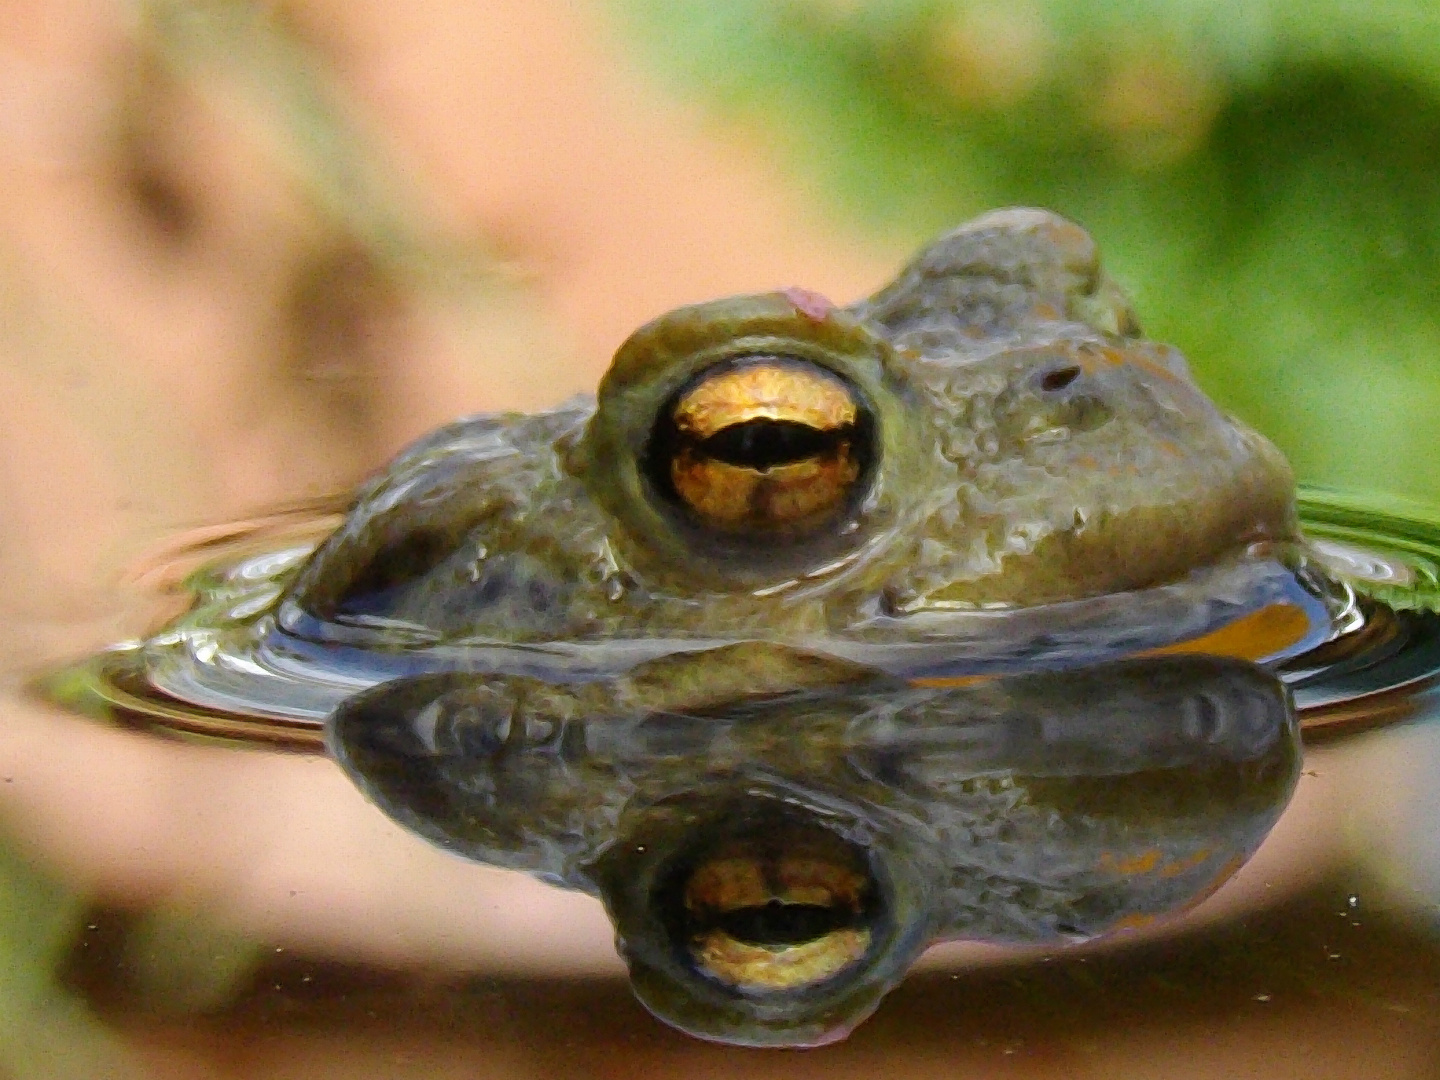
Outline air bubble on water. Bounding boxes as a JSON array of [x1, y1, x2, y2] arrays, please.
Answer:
[[1308, 538, 1415, 586]]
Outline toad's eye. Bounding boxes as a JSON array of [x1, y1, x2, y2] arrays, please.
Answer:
[[680, 850, 874, 992], [644, 358, 876, 538]]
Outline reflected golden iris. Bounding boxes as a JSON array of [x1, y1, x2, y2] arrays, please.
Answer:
[[649, 359, 870, 536], [682, 852, 872, 992]]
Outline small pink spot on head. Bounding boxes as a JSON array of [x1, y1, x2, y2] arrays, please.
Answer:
[[782, 287, 835, 321]]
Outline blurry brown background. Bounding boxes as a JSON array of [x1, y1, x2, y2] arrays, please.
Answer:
[[1, 1, 1439, 1077]]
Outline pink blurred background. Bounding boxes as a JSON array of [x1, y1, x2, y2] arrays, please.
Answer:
[[0, 2, 1437, 1077]]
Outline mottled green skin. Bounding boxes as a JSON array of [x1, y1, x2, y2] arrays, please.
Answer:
[[285, 208, 1296, 645], [328, 647, 1299, 1047]]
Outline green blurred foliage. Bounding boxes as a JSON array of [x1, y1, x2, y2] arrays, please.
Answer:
[[0, 841, 145, 1078], [615, 0, 1440, 504]]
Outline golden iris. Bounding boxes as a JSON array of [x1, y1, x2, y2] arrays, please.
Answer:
[[648, 359, 870, 536], [681, 851, 873, 992]]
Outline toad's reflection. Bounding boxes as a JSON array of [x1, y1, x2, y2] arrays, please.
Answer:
[[329, 648, 1299, 1047]]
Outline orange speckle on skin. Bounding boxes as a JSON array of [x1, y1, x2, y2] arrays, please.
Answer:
[[1109, 912, 1158, 932], [1159, 848, 1212, 878], [1091, 342, 1186, 387], [1142, 602, 1311, 663], [1097, 345, 1128, 367], [1174, 855, 1247, 914], [1130, 354, 1187, 386], [909, 674, 989, 689], [1104, 849, 1162, 875]]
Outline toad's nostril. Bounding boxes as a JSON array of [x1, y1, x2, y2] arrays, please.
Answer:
[[1040, 365, 1082, 392]]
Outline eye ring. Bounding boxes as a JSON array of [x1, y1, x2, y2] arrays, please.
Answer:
[[643, 356, 877, 540]]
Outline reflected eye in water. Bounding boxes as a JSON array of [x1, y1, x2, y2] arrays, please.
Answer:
[[679, 845, 874, 992], [643, 358, 876, 537], [592, 795, 932, 1048]]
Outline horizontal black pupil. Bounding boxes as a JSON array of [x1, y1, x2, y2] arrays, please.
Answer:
[[705, 900, 853, 947], [699, 419, 846, 470]]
